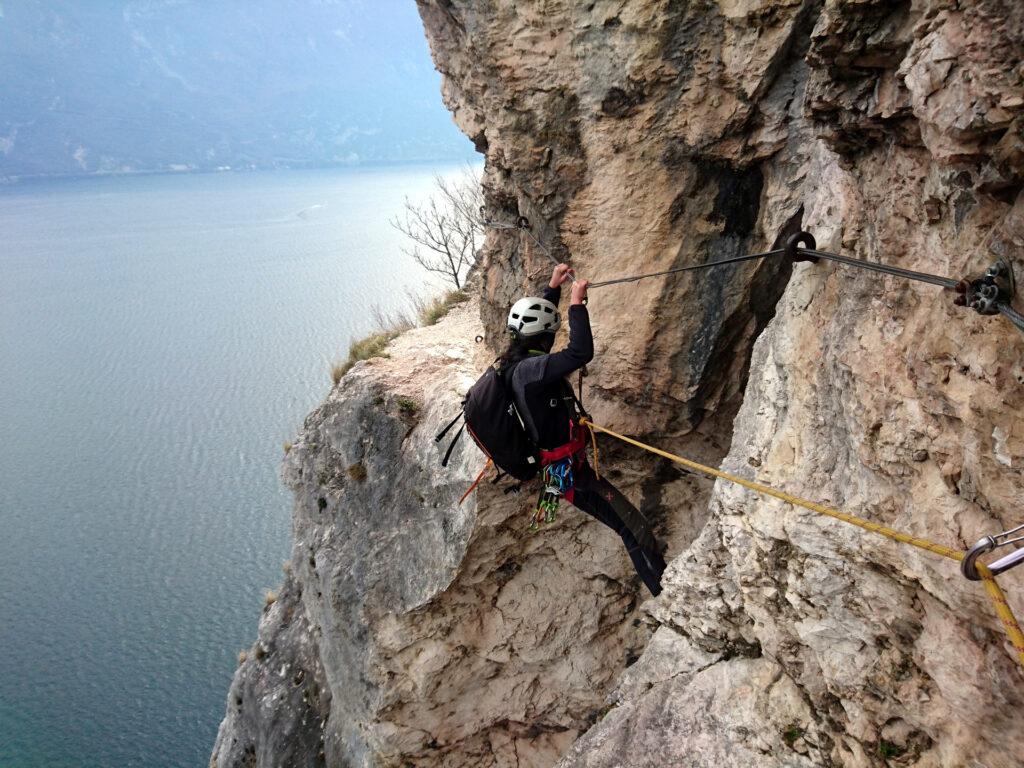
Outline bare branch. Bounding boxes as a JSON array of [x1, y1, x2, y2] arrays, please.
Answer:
[[390, 168, 483, 288]]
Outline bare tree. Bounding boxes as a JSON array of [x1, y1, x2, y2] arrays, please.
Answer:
[[391, 167, 483, 289]]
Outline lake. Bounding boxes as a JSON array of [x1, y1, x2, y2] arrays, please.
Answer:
[[0, 166, 465, 767]]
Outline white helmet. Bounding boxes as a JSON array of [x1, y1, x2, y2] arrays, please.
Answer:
[[507, 296, 560, 337]]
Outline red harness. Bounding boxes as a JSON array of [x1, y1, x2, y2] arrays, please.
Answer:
[[538, 422, 588, 505], [538, 422, 587, 466]]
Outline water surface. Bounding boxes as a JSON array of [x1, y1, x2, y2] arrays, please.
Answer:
[[0, 166, 461, 767]]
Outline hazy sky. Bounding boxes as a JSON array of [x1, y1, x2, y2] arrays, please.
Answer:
[[0, 0, 475, 178]]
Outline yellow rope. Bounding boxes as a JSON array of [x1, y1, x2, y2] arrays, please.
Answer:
[[580, 418, 1024, 671], [979, 565, 1024, 665], [585, 421, 601, 480]]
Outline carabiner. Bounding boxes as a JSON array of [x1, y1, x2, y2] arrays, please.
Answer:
[[961, 522, 1024, 580]]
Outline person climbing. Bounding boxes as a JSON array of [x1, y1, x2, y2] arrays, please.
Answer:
[[502, 263, 667, 596]]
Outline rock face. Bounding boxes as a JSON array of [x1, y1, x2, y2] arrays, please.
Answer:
[[213, 2, 1024, 767]]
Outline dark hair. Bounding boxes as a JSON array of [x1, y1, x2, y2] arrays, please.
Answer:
[[499, 330, 555, 367]]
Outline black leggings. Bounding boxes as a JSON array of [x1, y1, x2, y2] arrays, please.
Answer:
[[567, 462, 666, 596]]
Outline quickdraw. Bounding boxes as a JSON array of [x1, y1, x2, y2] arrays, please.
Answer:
[[531, 458, 573, 531]]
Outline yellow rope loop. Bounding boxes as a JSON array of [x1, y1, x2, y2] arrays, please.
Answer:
[[579, 418, 1023, 672]]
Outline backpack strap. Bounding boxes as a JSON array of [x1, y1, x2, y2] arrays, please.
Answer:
[[440, 424, 465, 468], [570, 366, 589, 419], [435, 412, 464, 443]]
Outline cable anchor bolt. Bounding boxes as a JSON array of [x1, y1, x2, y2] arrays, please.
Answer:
[[953, 259, 1015, 316], [785, 231, 819, 263], [961, 521, 1024, 580]]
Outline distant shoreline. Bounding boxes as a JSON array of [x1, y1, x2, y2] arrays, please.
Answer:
[[0, 156, 481, 186]]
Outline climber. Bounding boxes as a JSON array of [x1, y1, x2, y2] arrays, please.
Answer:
[[502, 263, 667, 596]]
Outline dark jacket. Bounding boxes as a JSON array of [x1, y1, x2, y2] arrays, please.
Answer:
[[507, 285, 594, 450]]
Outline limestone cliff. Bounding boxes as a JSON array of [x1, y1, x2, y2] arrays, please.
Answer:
[[212, 2, 1024, 767]]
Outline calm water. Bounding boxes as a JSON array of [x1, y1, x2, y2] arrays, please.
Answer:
[[0, 167, 461, 768]]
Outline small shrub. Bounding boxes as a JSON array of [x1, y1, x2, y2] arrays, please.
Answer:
[[283, 441, 293, 454], [419, 289, 469, 326], [783, 725, 804, 747], [237, 650, 248, 665], [253, 643, 267, 661], [878, 740, 905, 759], [347, 463, 368, 483], [264, 589, 277, 607], [396, 396, 419, 415]]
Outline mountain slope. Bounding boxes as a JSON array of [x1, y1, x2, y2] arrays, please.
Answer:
[[0, 0, 471, 179]]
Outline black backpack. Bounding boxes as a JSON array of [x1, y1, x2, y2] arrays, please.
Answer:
[[436, 361, 541, 481]]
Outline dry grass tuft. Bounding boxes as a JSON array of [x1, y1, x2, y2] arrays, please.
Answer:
[[328, 290, 469, 387], [264, 589, 278, 607], [331, 325, 408, 385], [418, 289, 469, 326], [330, 360, 346, 386], [237, 649, 248, 665]]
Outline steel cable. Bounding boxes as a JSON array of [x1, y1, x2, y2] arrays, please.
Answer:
[[588, 249, 786, 288], [796, 248, 959, 289], [483, 219, 1022, 335], [998, 302, 1024, 334]]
